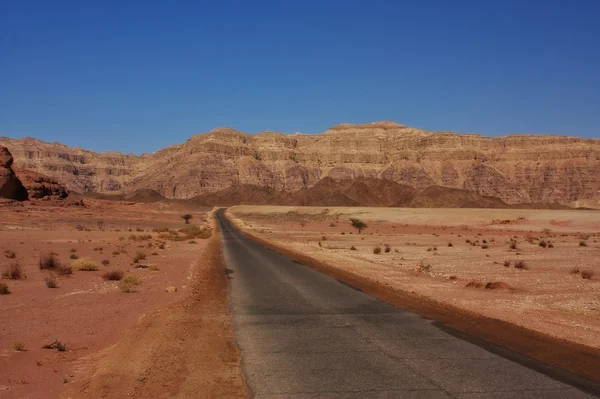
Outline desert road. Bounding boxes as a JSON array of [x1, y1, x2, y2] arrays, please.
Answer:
[[217, 210, 599, 398]]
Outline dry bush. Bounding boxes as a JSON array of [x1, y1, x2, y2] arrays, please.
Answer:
[[102, 270, 124, 281], [119, 274, 141, 293], [4, 250, 16, 259], [0, 282, 10, 295], [570, 267, 581, 274], [71, 258, 99, 271], [138, 234, 153, 241], [465, 280, 484, 288], [56, 265, 73, 276], [503, 260, 511, 267], [13, 342, 26, 351], [384, 244, 391, 253], [579, 241, 588, 247], [153, 226, 170, 233], [350, 246, 357, 251], [448, 242, 453, 247], [101, 259, 110, 266], [581, 270, 594, 280], [39, 253, 60, 270], [373, 246, 381, 254], [133, 252, 146, 263], [69, 253, 78, 259], [548, 242, 554, 248], [514, 260, 528, 270], [539, 240, 547, 248], [481, 244, 489, 249], [1, 261, 24, 280], [45, 278, 58, 288], [509, 242, 517, 250], [43, 340, 67, 352]]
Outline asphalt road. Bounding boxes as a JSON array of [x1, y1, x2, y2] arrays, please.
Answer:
[[217, 210, 599, 399]]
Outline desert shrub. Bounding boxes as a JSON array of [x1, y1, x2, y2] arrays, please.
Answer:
[[182, 214, 193, 224], [133, 252, 146, 263], [509, 242, 517, 250], [373, 246, 381, 254], [188, 240, 197, 244], [43, 340, 67, 352], [427, 247, 432, 252], [101, 259, 110, 266], [548, 242, 554, 248], [128, 234, 138, 241], [0, 283, 10, 295], [1, 261, 24, 280], [384, 244, 391, 253], [119, 274, 141, 293], [4, 250, 16, 259], [138, 234, 153, 241], [45, 278, 58, 288], [514, 260, 528, 270], [158, 243, 165, 249], [433, 246, 438, 251], [570, 267, 581, 274], [539, 240, 547, 248], [69, 253, 78, 259], [75, 224, 85, 231], [97, 220, 104, 230], [102, 270, 124, 281], [448, 242, 453, 247], [350, 246, 357, 251], [581, 270, 594, 280], [466, 239, 471, 244], [112, 251, 120, 256], [465, 280, 484, 288], [481, 244, 489, 249], [448, 275, 458, 281], [153, 226, 170, 233], [56, 265, 73, 276], [39, 253, 60, 270], [151, 252, 158, 256], [503, 260, 511, 267], [71, 258, 99, 271], [13, 342, 25, 351], [579, 241, 588, 247], [329, 222, 336, 227], [179, 226, 212, 240]]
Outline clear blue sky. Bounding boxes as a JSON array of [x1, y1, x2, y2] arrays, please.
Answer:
[[1, 0, 599, 154]]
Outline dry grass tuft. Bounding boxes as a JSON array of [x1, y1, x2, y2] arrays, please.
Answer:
[[133, 252, 146, 263], [39, 253, 60, 270], [4, 250, 16, 259], [13, 342, 26, 351], [71, 258, 99, 271], [1, 261, 25, 280], [581, 270, 594, 280], [45, 278, 58, 288], [373, 246, 381, 254], [0, 282, 10, 295], [514, 260, 528, 270], [102, 270, 124, 281], [119, 274, 141, 293], [56, 265, 73, 276]]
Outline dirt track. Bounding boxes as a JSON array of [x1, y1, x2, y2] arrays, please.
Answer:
[[61, 227, 247, 399]]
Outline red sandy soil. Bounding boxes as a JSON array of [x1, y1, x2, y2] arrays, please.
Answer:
[[229, 206, 600, 364], [0, 199, 244, 399]]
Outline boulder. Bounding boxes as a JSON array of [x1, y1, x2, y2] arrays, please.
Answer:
[[0, 146, 28, 201]]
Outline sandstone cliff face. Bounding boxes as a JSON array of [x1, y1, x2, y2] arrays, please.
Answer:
[[2, 121, 599, 204], [0, 146, 28, 201]]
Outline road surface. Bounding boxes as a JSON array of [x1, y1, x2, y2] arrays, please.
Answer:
[[217, 210, 598, 398]]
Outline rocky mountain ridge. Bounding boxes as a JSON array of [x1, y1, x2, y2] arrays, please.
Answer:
[[1, 121, 599, 205]]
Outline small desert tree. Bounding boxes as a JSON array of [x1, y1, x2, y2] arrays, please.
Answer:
[[182, 214, 193, 224], [350, 218, 367, 234]]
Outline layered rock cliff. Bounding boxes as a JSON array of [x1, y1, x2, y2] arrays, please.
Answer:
[[1, 121, 599, 204]]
